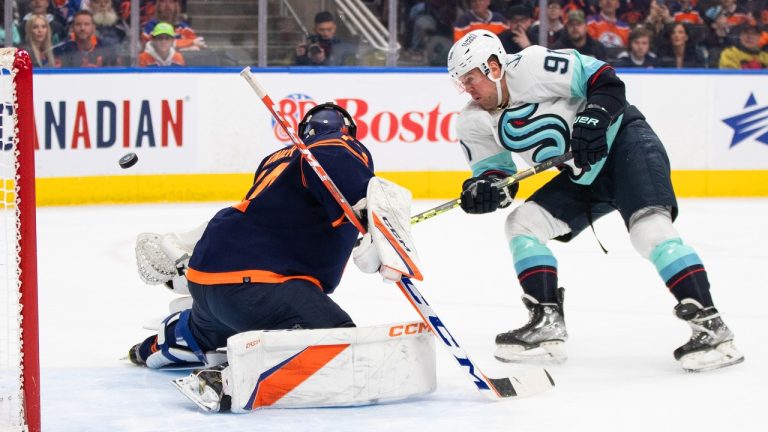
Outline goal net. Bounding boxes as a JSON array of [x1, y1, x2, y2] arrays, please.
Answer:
[[0, 48, 40, 432]]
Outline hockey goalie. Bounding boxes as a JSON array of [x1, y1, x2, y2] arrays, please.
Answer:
[[128, 103, 436, 412]]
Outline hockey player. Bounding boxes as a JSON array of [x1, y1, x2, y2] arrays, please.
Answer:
[[129, 103, 404, 369], [446, 30, 744, 372]]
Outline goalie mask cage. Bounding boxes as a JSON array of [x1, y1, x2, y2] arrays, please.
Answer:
[[0, 48, 41, 432]]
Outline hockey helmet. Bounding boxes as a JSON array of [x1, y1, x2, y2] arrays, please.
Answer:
[[447, 29, 506, 92], [298, 103, 357, 141]]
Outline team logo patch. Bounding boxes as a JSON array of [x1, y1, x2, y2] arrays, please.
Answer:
[[498, 103, 569, 163]]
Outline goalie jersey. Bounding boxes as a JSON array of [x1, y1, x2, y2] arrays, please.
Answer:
[[186, 131, 374, 293], [458, 45, 638, 186]]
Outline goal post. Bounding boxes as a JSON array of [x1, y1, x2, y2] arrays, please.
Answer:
[[0, 47, 41, 432]]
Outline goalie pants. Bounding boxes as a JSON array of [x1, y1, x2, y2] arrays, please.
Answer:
[[187, 279, 355, 351]]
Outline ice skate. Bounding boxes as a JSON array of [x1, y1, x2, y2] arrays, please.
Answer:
[[495, 289, 567, 363], [673, 299, 744, 373], [172, 364, 232, 412]]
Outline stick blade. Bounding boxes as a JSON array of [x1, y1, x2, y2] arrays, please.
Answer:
[[489, 368, 555, 398]]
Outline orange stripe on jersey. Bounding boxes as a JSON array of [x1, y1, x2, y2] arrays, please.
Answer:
[[248, 161, 290, 200], [308, 138, 370, 167], [186, 268, 322, 289], [232, 200, 250, 213], [249, 344, 350, 408]]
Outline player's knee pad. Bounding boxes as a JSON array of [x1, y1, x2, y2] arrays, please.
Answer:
[[140, 310, 207, 369], [505, 202, 570, 244], [628, 206, 679, 259]]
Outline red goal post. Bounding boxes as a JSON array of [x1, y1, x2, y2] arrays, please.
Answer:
[[0, 47, 40, 432]]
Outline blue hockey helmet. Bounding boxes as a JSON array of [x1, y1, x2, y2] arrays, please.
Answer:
[[298, 103, 357, 141]]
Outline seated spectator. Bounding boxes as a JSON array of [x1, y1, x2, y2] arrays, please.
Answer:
[[614, 26, 658, 66], [142, 0, 203, 51], [138, 22, 185, 66], [719, 22, 768, 68], [587, 0, 631, 48], [295, 11, 357, 66], [656, 21, 707, 67], [20, 0, 67, 45], [644, 0, 674, 39], [562, 0, 598, 17], [52, 0, 83, 25], [704, 0, 750, 27], [452, 0, 507, 41], [22, 14, 57, 67], [119, 0, 156, 28], [552, 9, 608, 59], [527, 0, 565, 46], [87, 0, 128, 47], [670, 0, 704, 24], [54, 10, 118, 67], [703, 7, 738, 65], [618, 0, 651, 26], [498, 4, 533, 53]]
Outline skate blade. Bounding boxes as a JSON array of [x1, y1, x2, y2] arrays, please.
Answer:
[[171, 374, 221, 412], [494, 341, 567, 364], [680, 341, 745, 373]]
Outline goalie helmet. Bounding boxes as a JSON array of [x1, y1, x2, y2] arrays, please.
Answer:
[[447, 29, 506, 82], [298, 103, 357, 141]]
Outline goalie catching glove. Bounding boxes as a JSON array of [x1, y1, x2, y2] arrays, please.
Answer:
[[460, 173, 518, 214], [135, 223, 207, 295], [352, 177, 423, 283]]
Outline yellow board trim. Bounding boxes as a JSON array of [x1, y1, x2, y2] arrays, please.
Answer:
[[34, 170, 768, 206]]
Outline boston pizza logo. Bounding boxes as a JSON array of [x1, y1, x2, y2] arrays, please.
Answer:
[[273, 95, 459, 144]]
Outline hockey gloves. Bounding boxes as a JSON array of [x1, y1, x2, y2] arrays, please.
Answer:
[[460, 174, 518, 214], [571, 106, 611, 170]]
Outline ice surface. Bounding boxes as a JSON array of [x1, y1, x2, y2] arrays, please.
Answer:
[[38, 199, 768, 431]]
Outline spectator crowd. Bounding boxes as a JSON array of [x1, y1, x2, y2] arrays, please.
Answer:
[[2, 0, 767, 69], [404, 0, 768, 68], [1, 0, 201, 67]]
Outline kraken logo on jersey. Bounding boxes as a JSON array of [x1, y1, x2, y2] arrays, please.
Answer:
[[498, 103, 569, 164]]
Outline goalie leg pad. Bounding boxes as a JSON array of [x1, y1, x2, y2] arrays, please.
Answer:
[[178, 321, 436, 413]]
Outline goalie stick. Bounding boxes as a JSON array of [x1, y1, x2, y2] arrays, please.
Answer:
[[409, 152, 574, 225], [239, 67, 554, 400]]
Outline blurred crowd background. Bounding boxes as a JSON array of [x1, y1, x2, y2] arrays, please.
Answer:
[[1, 0, 767, 69]]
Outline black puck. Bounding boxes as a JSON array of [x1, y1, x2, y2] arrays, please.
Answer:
[[119, 152, 138, 169]]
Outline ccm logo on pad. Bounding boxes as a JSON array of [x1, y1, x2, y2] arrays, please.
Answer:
[[389, 322, 431, 337], [574, 116, 599, 126]]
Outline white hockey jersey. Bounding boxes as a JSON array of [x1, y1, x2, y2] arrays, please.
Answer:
[[456, 45, 625, 185]]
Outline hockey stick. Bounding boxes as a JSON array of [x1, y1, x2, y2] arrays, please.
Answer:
[[240, 67, 554, 400], [409, 151, 574, 225]]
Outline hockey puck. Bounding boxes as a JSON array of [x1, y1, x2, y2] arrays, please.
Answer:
[[119, 152, 138, 169]]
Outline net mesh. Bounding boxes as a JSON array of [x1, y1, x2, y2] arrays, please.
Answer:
[[0, 47, 27, 432]]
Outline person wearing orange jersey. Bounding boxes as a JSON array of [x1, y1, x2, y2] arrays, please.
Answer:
[[453, 0, 508, 41], [587, 0, 631, 48], [138, 21, 185, 66]]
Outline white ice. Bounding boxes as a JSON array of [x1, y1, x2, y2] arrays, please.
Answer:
[[38, 198, 768, 431]]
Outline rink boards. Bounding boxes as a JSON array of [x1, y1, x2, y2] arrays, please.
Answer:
[[4, 68, 767, 204]]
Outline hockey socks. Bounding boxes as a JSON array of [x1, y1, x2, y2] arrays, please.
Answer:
[[510, 236, 558, 303], [650, 239, 713, 308]]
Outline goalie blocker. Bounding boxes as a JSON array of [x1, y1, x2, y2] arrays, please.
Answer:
[[173, 321, 436, 412]]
